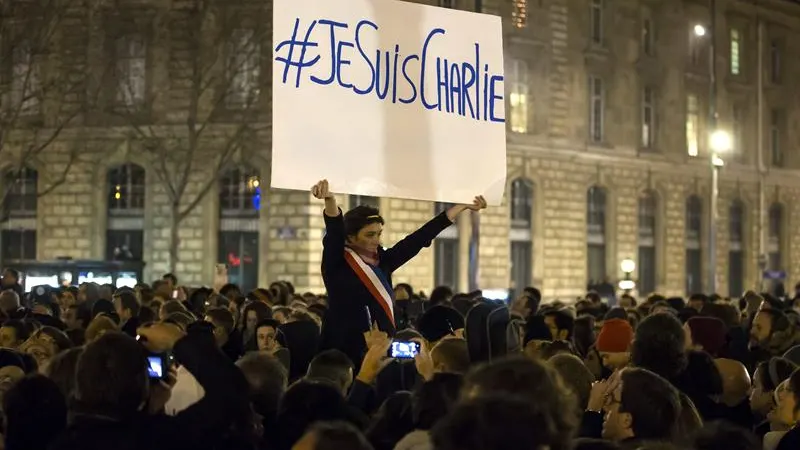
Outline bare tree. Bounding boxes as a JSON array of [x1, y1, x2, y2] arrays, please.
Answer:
[[0, 0, 95, 222], [112, 0, 269, 272]]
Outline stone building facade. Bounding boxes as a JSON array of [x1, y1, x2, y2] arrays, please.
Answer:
[[3, 0, 800, 300]]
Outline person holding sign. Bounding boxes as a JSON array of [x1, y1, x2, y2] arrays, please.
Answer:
[[311, 180, 486, 367]]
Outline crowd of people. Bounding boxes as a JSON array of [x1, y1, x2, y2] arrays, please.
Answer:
[[0, 182, 796, 449]]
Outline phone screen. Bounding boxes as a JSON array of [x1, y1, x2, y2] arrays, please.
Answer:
[[147, 355, 164, 379], [389, 341, 421, 359]]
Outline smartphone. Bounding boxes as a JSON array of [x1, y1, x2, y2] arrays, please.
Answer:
[[172, 289, 179, 299], [146, 353, 171, 380], [388, 341, 421, 359]]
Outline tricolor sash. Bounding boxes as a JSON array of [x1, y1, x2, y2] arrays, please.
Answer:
[[344, 247, 395, 327]]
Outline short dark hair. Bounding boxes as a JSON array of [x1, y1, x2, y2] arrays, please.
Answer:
[[307, 421, 373, 450], [1, 320, 31, 342], [432, 395, 572, 450], [619, 367, 681, 441], [344, 205, 384, 237], [2, 374, 67, 450], [462, 357, 577, 440], [162, 273, 177, 285], [205, 307, 235, 335], [44, 347, 84, 400], [544, 309, 575, 339], [74, 332, 148, 418], [692, 421, 760, 450], [413, 372, 463, 430], [306, 350, 354, 390], [236, 352, 288, 422], [631, 313, 687, 379], [114, 291, 140, 318]]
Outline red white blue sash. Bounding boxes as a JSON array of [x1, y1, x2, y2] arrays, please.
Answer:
[[344, 247, 395, 327]]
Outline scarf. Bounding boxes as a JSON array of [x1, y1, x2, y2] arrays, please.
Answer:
[[347, 244, 379, 266]]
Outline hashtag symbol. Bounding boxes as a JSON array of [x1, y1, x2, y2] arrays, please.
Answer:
[[275, 18, 321, 88]]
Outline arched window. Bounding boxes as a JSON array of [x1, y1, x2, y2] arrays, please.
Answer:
[[685, 195, 703, 294], [768, 203, 783, 271], [509, 179, 533, 298], [587, 186, 607, 285], [637, 191, 657, 295], [728, 200, 744, 297], [106, 164, 146, 261], [218, 166, 261, 291], [1, 167, 38, 262], [349, 195, 379, 210], [434, 202, 459, 289]]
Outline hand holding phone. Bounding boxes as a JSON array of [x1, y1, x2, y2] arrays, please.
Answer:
[[146, 353, 173, 380], [387, 340, 421, 360]]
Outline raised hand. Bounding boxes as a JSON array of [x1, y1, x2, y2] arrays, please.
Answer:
[[311, 179, 334, 200], [465, 195, 488, 211]]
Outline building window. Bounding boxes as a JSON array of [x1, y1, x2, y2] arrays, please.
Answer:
[[1, 167, 38, 262], [768, 203, 783, 271], [770, 39, 781, 84], [638, 191, 657, 295], [642, 87, 655, 149], [3, 167, 38, 217], [642, 17, 654, 56], [509, 179, 533, 298], [220, 167, 261, 214], [227, 28, 262, 108], [770, 109, 783, 167], [588, 76, 604, 143], [10, 43, 41, 115], [509, 59, 529, 133], [732, 104, 745, 161], [686, 94, 699, 157], [438, 0, 454, 7], [349, 195, 379, 210], [685, 196, 703, 295], [434, 202, 459, 288], [115, 35, 147, 107], [730, 28, 741, 75], [107, 164, 146, 261], [512, 0, 527, 28], [219, 166, 261, 291], [729, 200, 744, 297], [590, 0, 603, 45], [587, 186, 607, 285], [689, 26, 703, 66]]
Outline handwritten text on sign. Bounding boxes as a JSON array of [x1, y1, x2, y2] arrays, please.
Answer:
[[271, 0, 507, 205]]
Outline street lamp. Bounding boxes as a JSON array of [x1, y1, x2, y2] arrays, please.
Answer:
[[693, 0, 720, 293], [709, 129, 730, 295], [619, 259, 636, 293], [694, 24, 707, 37]]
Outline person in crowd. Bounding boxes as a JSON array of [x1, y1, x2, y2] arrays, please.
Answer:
[[0, 291, 22, 318], [236, 352, 288, 440], [750, 357, 797, 438], [205, 307, 242, 361], [254, 319, 282, 353], [550, 353, 595, 417], [0, 320, 30, 349], [306, 349, 355, 396], [365, 391, 414, 450], [240, 301, 272, 351], [113, 290, 141, 337], [543, 308, 575, 341], [311, 179, 486, 368], [773, 368, 800, 449], [3, 374, 67, 450], [685, 316, 727, 357], [293, 421, 374, 450], [50, 323, 251, 450], [750, 308, 800, 364], [595, 318, 633, 371], [586, 367, 681, 445], [44, 347, 83, 401], [691, 421, 761, 450]]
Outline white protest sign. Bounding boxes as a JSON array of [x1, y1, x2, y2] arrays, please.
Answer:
[[271, 0, 507, 205]]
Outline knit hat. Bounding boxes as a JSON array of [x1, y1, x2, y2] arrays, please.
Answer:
[[687, 316, 727, 357], [595, 319, 633, 353]]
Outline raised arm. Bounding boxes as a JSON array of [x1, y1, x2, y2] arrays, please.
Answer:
[[313, 180, 346, 267], [381, 196, 487, 273]]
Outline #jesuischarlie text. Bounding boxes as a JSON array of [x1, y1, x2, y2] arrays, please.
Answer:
[[275, 18, 505, 123]]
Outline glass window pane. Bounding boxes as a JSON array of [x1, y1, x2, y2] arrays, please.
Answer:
[[218, 231, 259, 292], [434, 239, 459, 289]]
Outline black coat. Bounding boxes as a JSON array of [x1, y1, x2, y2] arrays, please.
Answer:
[[319, 210, 452, 368], [48, 327, 252, 450]]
